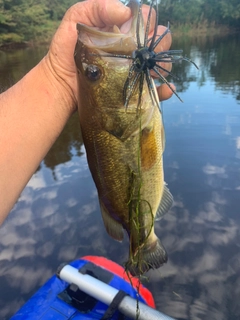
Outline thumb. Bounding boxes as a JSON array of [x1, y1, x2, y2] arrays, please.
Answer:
[[65, 0, 131, 28]]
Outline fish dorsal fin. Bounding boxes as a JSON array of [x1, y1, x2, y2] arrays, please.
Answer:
[[155, 184, 173, 221], [99, 200, 124, 242]]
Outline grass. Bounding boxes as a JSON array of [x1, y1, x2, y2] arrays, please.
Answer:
[[169, 21, 233, 36]]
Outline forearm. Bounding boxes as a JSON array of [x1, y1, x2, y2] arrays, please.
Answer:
[[0, 0, 173, 226], [0, 57, 76, 224]]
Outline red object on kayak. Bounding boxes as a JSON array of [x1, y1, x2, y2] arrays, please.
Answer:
[[11, 256, 156, 320], [84, 255, 155, 309]]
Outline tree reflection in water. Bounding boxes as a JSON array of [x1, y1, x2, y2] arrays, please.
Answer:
[[0, 33, 240, 320]]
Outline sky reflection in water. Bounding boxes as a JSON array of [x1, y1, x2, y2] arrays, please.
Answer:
[[0, 34, 240, 319]]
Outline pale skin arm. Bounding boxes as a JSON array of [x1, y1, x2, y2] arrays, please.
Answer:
[[0, 0, 174, 225]]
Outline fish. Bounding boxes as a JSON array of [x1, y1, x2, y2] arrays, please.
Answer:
[[74, 0, 175, 276]]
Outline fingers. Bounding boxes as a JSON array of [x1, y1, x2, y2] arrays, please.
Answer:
[[141, 4, 156, 35], [150, 26, 172, 78], [142, 3, 174, 100], [64, 0, 131, 28], [103, 0, 132, 26], [157, 83, 176, 102], [142, 5, 172, 51], [142, 3, 172, 77]]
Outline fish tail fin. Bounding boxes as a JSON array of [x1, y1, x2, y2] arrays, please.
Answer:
[[127, 237, 168, 276]]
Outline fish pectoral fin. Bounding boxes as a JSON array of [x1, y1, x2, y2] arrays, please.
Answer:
[[100, 200, 124, 242], [155, 183, 173, 221], [108, 123, 139, 142]]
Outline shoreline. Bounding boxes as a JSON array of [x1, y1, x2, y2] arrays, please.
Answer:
[[0, 40, 50, 51], [0, 25, 239, 51], [167, 22, 240, 36]]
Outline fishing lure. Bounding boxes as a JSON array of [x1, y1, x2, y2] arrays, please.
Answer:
[[103, 0, 198, 107]]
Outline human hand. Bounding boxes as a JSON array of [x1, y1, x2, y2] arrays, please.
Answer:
[[44, 0, 174, 114]]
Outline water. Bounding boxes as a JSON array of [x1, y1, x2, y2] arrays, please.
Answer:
[[0, 33, 239, 320]]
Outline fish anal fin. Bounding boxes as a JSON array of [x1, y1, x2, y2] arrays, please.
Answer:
[[99, 200, 124, 242], [156, 183, 173, 221]]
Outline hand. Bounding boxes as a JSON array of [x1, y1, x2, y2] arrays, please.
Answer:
[[141, 4, 175, 101], [0, 0, 174, 224], [44, 0, 174, 113]]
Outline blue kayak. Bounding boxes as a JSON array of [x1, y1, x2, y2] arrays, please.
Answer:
[[11, 256, 175, 320]]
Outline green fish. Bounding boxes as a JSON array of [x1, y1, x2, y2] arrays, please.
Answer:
[[74, 0, 173, 275]]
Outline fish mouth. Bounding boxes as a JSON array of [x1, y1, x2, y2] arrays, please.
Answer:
[[76, 23, 137, 54], [76, 0, 141, 53]]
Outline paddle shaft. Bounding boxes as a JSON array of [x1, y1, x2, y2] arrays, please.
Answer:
[[58, 265, 175, 320]]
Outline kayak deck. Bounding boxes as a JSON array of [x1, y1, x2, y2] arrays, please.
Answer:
[[11, 256, 155, 320]]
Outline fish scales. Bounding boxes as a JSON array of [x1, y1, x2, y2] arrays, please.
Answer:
[[74, 0, 173, 275]]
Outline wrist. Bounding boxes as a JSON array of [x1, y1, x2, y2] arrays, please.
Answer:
[[0, 57, 77, 221]]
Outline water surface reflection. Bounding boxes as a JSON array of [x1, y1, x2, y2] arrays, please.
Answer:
[[0, 34, 239, 319]]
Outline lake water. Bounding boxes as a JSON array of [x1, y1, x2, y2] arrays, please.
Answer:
[[0, 33, 239, 320]]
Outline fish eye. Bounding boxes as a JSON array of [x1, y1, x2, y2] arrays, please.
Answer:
[[85, 64, 101, 81]]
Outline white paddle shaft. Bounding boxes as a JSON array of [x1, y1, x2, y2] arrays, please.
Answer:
[[59, 265, 175, 320]]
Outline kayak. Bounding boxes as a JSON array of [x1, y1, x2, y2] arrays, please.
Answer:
[[11, 256, 175, 320]]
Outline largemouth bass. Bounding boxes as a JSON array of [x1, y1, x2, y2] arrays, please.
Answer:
[[74, 0, 174, 275]]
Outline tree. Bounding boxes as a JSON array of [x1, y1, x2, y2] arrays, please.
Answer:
[[0, 0, 80, 45], [219, 0, 240, 26]]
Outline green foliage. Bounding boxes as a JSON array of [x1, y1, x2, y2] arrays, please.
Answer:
[[45, 0, 76, 20], [0, 0, 239, 45], [219, 0, 240, 23], [0, 32, 23, 43], [158, 0, 240, 30], [0, 0, 79, 45]]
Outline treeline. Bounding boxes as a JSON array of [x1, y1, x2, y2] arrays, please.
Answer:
[[0, 0, 239, 46], [158, 0, 240, 31], [0, 0, 76, 45]]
